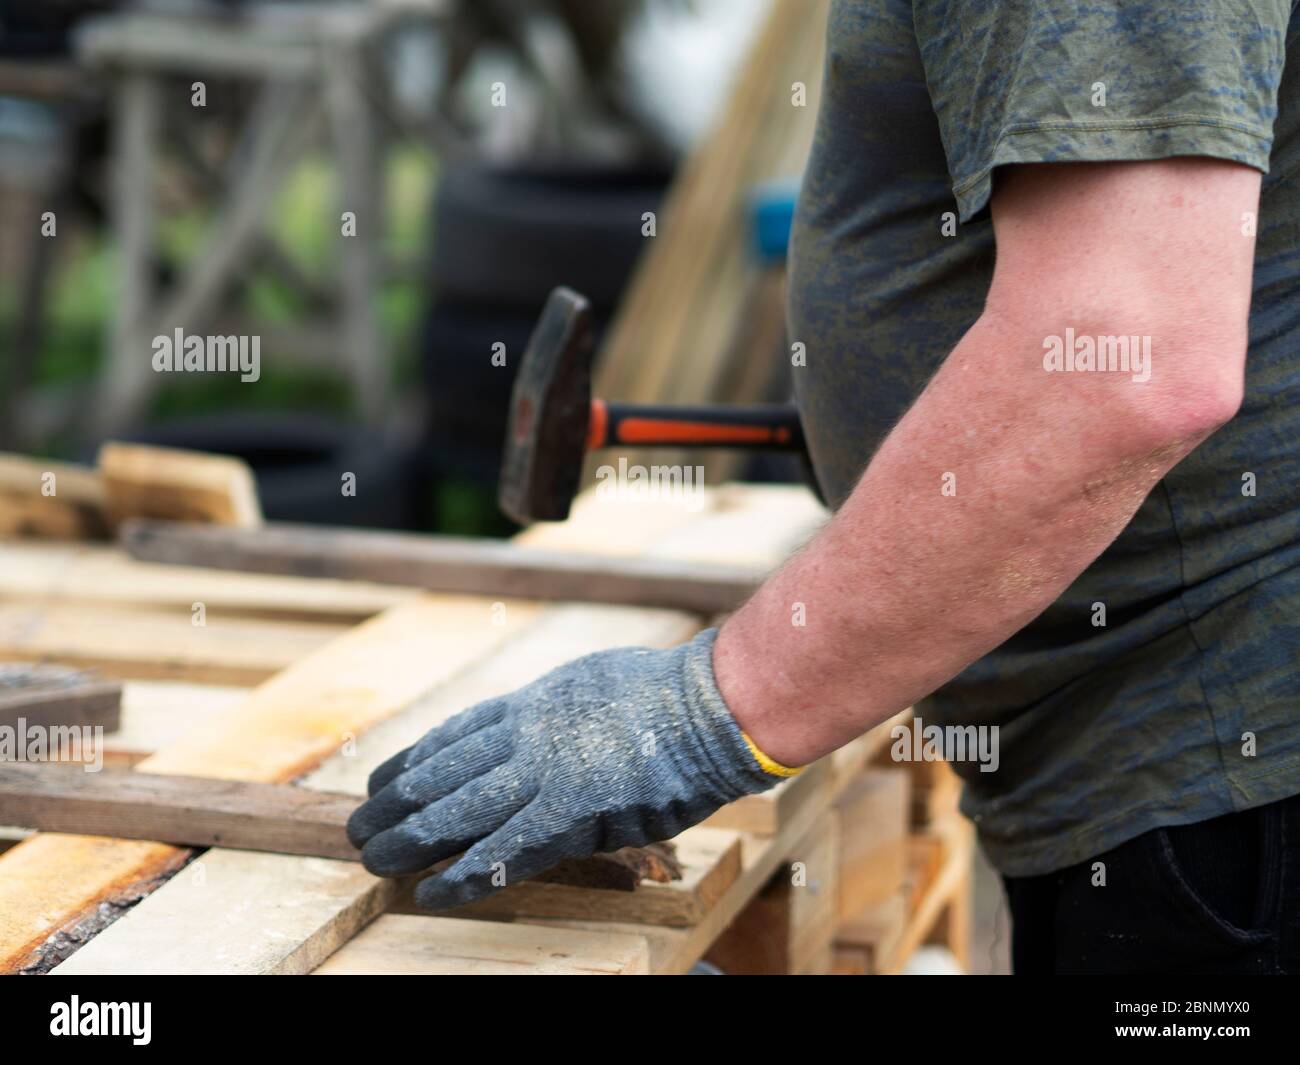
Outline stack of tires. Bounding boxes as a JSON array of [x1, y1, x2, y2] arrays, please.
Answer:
[[108, 413, 421, 530], [419, 163, 669, 497]]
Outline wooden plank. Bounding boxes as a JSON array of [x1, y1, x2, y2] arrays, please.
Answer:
[[441, 827, 743, 928], [54, 605, 702, 976], [874, 742, 964, 827], [524, 796, 829, 974], [0, 542, 414, 622], [836, 768, 909, 920], [0, 762, 687, 893], [0, 453, 106, 540], [903, 817, 974, 970], [0, 764, 358, 859], [57, 487, 813, 975], [705, 813, 840, 974], [98, 442, 263, 530], [839, 815, 974, 975], [120, 519, 768, 615], [836, 891, 907, 973], [0, 602, 346, 685], [702, 755, 831, 835], [313, 915, 651, 976], [0, 591, 539, 973], [101, 682, 246, 767], [0, 664, 122, 734]]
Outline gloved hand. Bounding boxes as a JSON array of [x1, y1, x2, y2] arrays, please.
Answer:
[[346, 628, 797, 909]]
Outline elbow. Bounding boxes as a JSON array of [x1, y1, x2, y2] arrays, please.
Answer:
[[987, 296, 1249, 455], [1132, 330, 1247, 450]]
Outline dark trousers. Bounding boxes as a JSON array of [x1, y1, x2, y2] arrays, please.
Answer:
[[1002, 792, 1300, 974]]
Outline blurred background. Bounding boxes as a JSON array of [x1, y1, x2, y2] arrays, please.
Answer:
[[0, 0, 784, 536]]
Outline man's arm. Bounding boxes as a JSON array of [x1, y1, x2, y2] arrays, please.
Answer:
[[348, 157, 1260, 907], [716, 158, 1259, 766]]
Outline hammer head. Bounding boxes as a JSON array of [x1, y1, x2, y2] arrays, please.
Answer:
[[498, 287, 595, 524]]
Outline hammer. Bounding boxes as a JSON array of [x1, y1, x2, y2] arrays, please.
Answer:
[[499, 287, 806, 523]]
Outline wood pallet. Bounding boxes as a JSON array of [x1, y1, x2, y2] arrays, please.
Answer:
[[0, 470, 972, 975]]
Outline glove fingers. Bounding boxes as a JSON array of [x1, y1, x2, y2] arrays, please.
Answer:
[[365, 697, 509, 796], [364, 745, 413, 797], [348, 723, 513, 848], [359, 763, 533, 877], [412, 798, 589, 911]]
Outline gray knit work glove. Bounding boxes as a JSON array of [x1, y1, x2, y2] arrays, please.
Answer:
[[346, 628, 797, 909]]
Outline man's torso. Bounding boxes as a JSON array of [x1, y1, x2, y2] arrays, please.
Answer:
[[788, 0, 1300, 875]]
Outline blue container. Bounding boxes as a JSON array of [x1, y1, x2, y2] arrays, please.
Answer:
[[748, 178, 801, 263]]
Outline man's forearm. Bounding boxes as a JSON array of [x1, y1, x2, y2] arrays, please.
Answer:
[[714, 306, 1237, 767]]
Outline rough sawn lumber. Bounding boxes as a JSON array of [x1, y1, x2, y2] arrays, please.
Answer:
[[53, 486, 825, 974], [120, 518, 766, 614], [0, 761, 682, 888]]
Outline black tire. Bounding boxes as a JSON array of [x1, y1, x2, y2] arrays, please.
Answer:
[[430, 162, 669, 314], [420, 303, 537, 460], [105, 413, 422, 529]]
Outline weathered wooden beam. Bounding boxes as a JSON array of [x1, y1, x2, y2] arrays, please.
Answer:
[[121, 519, 766, 614], [0, 762, 681, 889], [0, 664, 122, 733], [0, 763, 358, 859]]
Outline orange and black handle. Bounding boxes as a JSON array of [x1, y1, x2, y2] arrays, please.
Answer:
[[587, 400, 805, 452]]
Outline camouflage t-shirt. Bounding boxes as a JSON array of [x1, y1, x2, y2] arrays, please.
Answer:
[[788, 0, 1300, 875]]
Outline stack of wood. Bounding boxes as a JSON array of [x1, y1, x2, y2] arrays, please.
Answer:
[[0, 443, 261, 541], [830, 755, 972, 975], [700, 736, 972, 975], [0, 447, 971, 974]]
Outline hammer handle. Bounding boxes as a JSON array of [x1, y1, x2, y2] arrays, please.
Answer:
[[590, 401, 805, 451]]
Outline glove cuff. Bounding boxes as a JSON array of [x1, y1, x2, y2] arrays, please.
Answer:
[[740, 731, 804, 778], [678, 627, 805, 799]]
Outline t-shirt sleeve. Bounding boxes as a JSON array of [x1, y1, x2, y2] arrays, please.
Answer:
[[913, 0, 1293, 220]]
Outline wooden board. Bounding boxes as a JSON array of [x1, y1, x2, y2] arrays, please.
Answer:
[[0, 665, 121, 734], [0, 542, 413, 622], [837, 814, 974, 975], [0, 602, 346, 685], [0, 763, 688, 894], [442, 827, 743, 928], [704, 813, 840, 974], [0, 764, 360, 859], [98, 442, 262, 530], [313, 915, 651, 976], [836, 768, 909, 920], [120, 519, 767, 615], [55, 487, 818, 975], [0, 453, 107, 541], [101, 682, 247, 768], [833, 891, 907, 974], [0, 591, 538, 973]]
